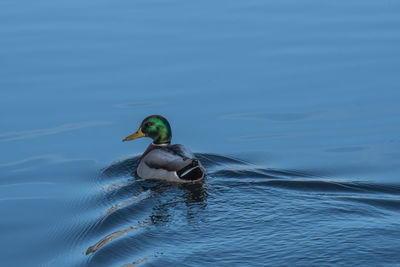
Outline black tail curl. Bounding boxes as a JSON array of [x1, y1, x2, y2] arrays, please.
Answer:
[[177, 160, 204, 181]]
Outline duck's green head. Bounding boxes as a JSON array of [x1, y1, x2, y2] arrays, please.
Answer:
[[123, 115, 172, 144]]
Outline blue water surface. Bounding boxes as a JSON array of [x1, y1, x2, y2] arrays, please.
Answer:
[[1, 0, 400, 266]]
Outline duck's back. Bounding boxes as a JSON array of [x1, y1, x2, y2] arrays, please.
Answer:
[[137, 144, 205, 182]]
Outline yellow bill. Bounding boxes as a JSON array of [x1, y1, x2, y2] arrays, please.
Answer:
[[122, 128, 145, 142]]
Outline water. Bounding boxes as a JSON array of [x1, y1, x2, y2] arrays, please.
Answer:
[[1, 0, 400, 266]]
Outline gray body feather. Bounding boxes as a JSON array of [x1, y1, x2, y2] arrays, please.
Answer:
[[137, 144, 204, 182]]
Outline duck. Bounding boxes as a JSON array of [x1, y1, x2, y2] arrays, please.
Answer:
[[122, 115, 205, 182]]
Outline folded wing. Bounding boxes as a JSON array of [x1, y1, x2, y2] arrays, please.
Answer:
[[143, 144, 195, 172]]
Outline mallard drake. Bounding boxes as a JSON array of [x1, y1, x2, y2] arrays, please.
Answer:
[[122, 115, 205, 182]]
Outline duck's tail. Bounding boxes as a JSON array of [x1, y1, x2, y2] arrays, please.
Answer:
[[177, 159, 205, 181]]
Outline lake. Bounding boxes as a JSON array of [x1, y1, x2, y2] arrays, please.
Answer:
[[1, 0, 400, 266]]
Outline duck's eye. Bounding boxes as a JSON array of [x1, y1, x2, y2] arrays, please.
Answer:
[[144, 122, 153, 128]]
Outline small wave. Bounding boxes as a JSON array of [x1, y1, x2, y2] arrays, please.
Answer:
[[101, 156, 140, 178], [86, 221, 149, 255], [0, 121, 111, 142], [249, 180, 400, 195], [104, 190, 153, 216], [120, 253, 157, 267], [210, 167, 312, 179], [196, 153, 249, 168], [339, 196, 400, 212]]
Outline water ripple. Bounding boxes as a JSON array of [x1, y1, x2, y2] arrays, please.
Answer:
[[74, 152, 400, 266], [86, 221, 150, 255], [0, 121, 111, 142]]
